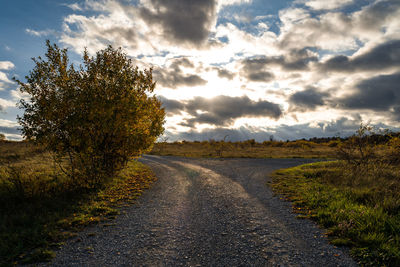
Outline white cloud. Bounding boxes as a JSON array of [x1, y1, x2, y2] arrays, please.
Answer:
[[0, 61, 15, 90], [217, 0, 252, 11], [25, 28, 54, 37], [64, 2, 82, 11], [0, 72, 13, 84], [0, 61, 14, 70], [301, 0, 354, 10], [0, 97, 15, 109]]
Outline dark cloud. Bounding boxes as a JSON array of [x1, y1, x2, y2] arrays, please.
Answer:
[[322, 40, 400, 72], [154, 69, 206, 88], [240, 57, 274, 82], [139, 0, 216, 45], [102, 26, 137, 45], [182, 95, 282, 126], [216, 68, 235, 80], [0, 125, 20, 135], [289, 87, 330, 111], [339, 72, 400, 112], [357, 0, 400, 30], [241, 50, 317, 82], [153, 57, 207, 88], [281, 48, 319, 70], [158, 96, 184, 114], [159, 95, 282, 127], [169, 57, 195, 69]]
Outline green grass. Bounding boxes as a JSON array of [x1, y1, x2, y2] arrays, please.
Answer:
[[0, 142, 156, 266], [270, 161, 400, 266]]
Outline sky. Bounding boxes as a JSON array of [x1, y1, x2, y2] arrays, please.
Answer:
[[1, 0, 400, 141]]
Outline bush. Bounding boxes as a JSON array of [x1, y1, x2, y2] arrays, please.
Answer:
[[15, 41, 165, 186], [337, 123, 376, 167]]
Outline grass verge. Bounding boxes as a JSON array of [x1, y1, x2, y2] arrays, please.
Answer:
[[269, 161, 400, 266], [0, 158, 155, 266]]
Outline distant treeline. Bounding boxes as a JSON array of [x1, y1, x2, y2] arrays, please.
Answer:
[[161, 131, 400, 146]]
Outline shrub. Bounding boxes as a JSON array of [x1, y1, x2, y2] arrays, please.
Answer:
[[336, 123, 376, 167], [15, 41, 165, 186]]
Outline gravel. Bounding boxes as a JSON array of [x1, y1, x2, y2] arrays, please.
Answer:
[[39, 155, 357, 266]]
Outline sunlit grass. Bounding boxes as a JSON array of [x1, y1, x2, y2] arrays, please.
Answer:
[[270, 161, 400, 266]]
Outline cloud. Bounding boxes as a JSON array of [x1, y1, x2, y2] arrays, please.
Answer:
[[240, 50, 317, 81], [322, 39, 400, 72], [165, 126, 272, 142], [0, 61, 14, 70], [158, 96, 185, 114], [215, 67, 235, 80], [138, 0, 217, 46], [0, 72, 13, 85], [12, 0, 400, 141], [0, 98, 15, 110], [289, 87, 330, 111], [240, 57, 275, 82], [354, 0, 400, 34], [278, 1, 400, 51], [153, 57, 207, 88], [160, 95, 282, 127], [0, 61, 15, 90], [0, 119, 21, 139], [301, 0, 354, 10], [217, 0, 252, 10], [63, 2, 83, 11], [0, 125, 20, 135], [25, 29, 54, 37], [339, 72, 400, 113]]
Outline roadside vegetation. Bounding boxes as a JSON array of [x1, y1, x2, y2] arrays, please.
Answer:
[[0, 140, 156, 265], [270, 124, 400, 266]]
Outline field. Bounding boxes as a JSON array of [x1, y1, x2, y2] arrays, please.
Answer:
[[150, 139, 340, 158], [2, 129, 399, 266], [0, 141, 156, 266]]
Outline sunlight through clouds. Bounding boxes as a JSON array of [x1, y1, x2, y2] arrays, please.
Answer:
[[1, 0, 400, 140]]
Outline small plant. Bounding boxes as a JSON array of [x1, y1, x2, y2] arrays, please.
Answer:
[[387, 136, 400, 164], [336, 123, 376, 167]]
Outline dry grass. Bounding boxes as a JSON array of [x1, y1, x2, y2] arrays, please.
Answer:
[[0, 141, 156, 266], [151, 140, 341, 159]]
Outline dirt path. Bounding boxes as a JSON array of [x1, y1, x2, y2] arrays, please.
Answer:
[[42, 156, 357, 266]]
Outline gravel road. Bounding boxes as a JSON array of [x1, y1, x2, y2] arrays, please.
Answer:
[[42, 155, 357, 266]]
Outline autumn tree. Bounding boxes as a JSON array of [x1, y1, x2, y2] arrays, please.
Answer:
[[15, 41, 165, 185]]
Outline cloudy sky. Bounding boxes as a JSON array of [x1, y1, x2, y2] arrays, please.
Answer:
[[1, 0, 400, 141]]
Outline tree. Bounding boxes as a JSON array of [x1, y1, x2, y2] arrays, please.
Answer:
[[15, 41, 165, 185], [0, 133, 5, 141]]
